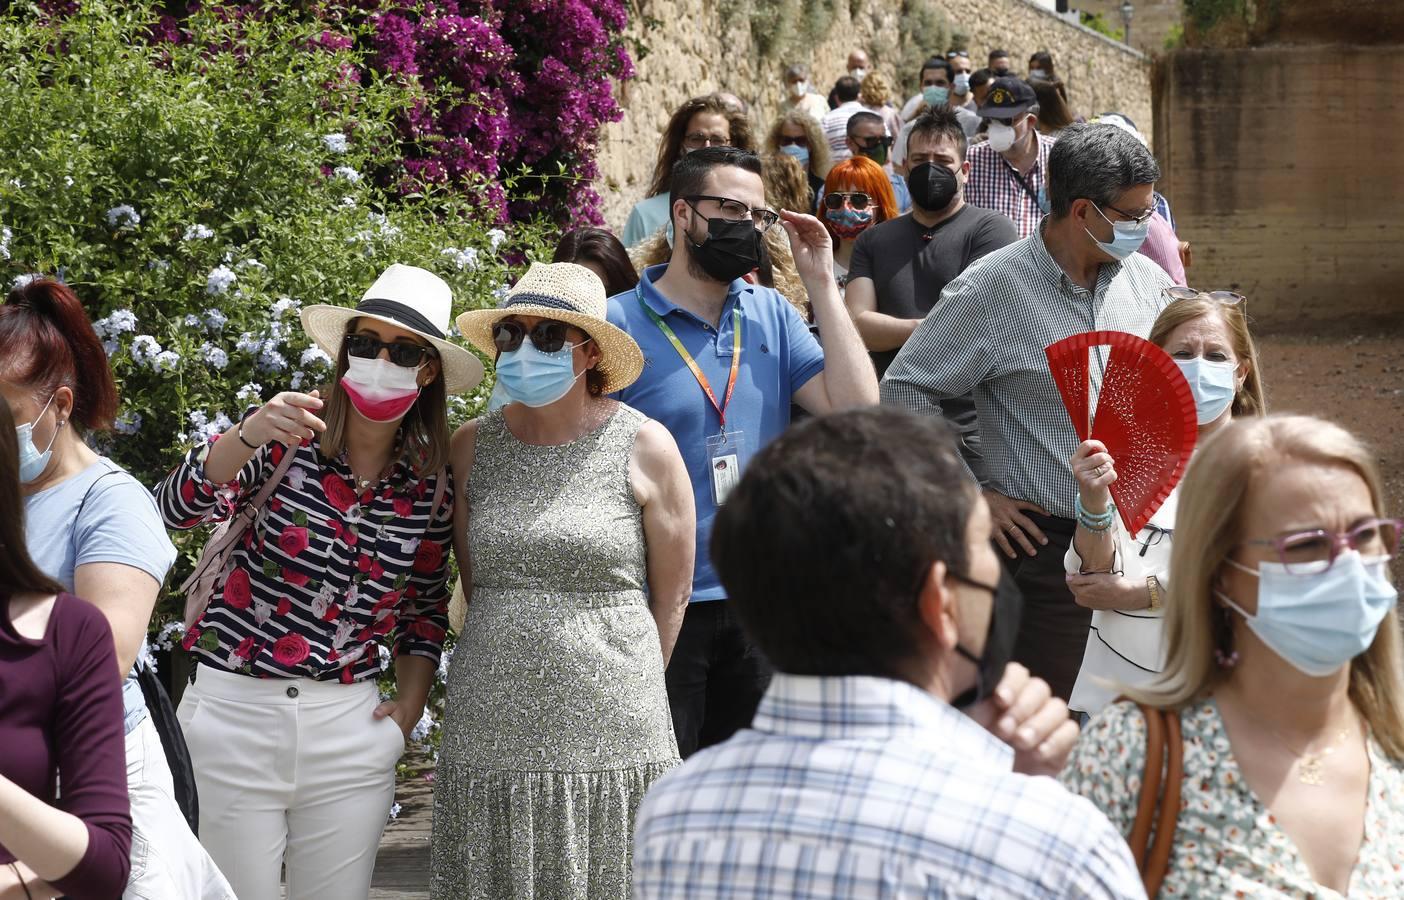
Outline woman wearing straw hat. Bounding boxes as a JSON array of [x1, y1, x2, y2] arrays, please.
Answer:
[[432, 262, 695, 899], [156, 263, 482, 900]]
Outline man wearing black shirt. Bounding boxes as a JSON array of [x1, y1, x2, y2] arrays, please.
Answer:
[[847, 108, 1017, 475]]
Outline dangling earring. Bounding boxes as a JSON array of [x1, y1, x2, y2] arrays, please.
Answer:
[[1214, 604, 1239, 668]]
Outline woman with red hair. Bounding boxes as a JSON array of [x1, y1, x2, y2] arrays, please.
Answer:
[[820, 156, 898, 295]]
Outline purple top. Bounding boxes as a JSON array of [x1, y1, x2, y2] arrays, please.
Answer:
[[0, 592, 132, 899]]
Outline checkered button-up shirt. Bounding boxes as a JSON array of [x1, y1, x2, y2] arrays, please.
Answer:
[[965, 132, 1056, 238], [879, 224, 1173, 519], [632, 674, 1146, 900]]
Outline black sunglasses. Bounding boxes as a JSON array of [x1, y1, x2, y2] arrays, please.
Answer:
[[344, 332, 436, 368], [492, 319, 588, 355], [851, 135, 893, 150], [777, 135, 809, 147], [824, 191, 873, 211]]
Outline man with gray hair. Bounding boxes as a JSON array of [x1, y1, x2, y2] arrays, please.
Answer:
[[780, 63, 828, 122], [880, 123, 1174, 702]]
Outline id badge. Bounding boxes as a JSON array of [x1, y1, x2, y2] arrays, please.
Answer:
[[706, 430, 745, 506]]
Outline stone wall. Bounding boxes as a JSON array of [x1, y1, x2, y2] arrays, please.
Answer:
[[1152, 46, 1404, 329], [597, 0, 1151, 229]]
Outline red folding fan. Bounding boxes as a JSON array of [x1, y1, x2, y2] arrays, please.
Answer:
[[1045, 331, 1198, 534]]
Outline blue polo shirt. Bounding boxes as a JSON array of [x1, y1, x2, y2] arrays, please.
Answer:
[[608, 264, 825, 602]]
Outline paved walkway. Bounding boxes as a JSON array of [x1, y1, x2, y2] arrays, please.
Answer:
[[370, 756, 434, 899]]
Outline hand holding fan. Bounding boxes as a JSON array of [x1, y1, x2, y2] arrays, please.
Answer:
[[1045, 331, 1198, 534]]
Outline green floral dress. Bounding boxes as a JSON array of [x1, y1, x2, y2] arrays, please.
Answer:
[[1061, 698, 1404, 898]]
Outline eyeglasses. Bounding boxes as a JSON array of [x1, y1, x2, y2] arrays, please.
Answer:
[[491, 319, 589, 355], [824, 191, 873, 211], [682, 132, 730, 151], [344, 333, 436, 368], [1240, 518, 1402, 576], [1164, 286, 1247, 306], [684, 195, 781, 231], [777, 135, 809, 147], [1098, 201, 1157, 227], [1137, 524, 1174, 558]]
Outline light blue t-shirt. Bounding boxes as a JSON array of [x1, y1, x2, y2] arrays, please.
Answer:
[[24, 457, 178, 733], [622, 192, 673, 249], [608, 264, 825, 602]]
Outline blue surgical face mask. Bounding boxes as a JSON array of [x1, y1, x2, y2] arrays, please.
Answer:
[[1218, 551, 1397, 677], [1086, 203, 1151, 261], [493, 338, 589, 408], [1176, 357, 1237, 424], [953, 73, 971, 95], [779, 143, 810, 166], [923, 85, 949, 108], [16, 392, 60, 484]]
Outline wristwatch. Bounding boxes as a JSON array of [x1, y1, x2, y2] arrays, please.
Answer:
[[1146, 576, 1163, 612]]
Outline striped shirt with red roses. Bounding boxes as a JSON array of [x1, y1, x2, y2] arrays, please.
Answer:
[[156, 433, 452, 682]]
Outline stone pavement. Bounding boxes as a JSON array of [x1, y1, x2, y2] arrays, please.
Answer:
[[370, 756, 435, 899]]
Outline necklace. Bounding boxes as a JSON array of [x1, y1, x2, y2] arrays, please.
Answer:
[[341, 435, 403, 494], [1289, 729, 1350, 786]]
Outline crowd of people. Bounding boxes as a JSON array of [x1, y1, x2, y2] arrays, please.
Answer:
[[0, 40, 1400, 900]]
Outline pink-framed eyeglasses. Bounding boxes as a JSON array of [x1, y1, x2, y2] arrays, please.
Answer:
[[1239, 517, 1401, 576]]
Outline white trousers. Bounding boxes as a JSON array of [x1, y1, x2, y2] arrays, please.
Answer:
[[176, 666, 404, 900], [124, 715, 236, 900]]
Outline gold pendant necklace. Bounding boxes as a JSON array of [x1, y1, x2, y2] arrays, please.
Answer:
[[1293, 730, 1349, 786]]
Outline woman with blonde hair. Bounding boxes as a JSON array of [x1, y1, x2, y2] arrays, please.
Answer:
[[857, 70, 903, 149], [1064, 290, 1265, 717], [763, 109, 831, 215], [1062, 414, 1404, 897]]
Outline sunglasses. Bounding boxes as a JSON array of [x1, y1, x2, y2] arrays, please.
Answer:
[[491, 319, 590, 355], [851, 135, 894, 150], [824, 191, 873, 211], [1164, 286, 1247, 306], [344, 333, 436, 368], [947, 50, 969, 59], [777, 135, 809, 147]]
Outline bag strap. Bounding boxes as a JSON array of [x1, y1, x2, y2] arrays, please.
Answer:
[[427, 467, 447, 533], [178, 443, 299, 595], [1127, 702, 1182, 899]]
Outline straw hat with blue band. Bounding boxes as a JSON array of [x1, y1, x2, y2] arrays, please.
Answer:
[[300, 263, 485, 394], [456, 261, 645, 394]]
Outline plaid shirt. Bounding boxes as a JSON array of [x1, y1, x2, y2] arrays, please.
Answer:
[[633, 674, 1145, 899], [965, 132, 1056, 238], [879, 224, 1173, 518]]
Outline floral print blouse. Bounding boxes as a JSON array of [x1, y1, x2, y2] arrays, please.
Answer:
[[156, 433, 452, 682], [1061, 698, 1404, 898]]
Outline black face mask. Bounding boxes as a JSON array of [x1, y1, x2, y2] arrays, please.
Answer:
[[685, 207, 761, 284], [950, 567, 1023, 709], [906, 162, 959, 213]]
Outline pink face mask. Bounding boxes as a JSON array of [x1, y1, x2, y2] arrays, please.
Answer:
[[340, 355, 422, 422]]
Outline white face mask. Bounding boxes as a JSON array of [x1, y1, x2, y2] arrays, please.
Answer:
[[849, 67, 867, 80], [788, 80, 808, 98], [1176, 357, 1237, 424], [1219, 551, 1397, 677], [340, 355, 424, 423], [16, 392, 60, 484], [987, 120, 1018, 152]]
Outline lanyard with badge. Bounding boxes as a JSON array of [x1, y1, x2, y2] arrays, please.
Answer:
[[637, 286, 745, 504]]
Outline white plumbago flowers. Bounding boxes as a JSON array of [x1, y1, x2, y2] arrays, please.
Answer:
[[238, 258, 266, 272], [153, 621, 186, 651], [0, 225, 11, 261], [206, 265, 237, 295], [486, 228, 507, 251], [183, 224, 214, 241], [333, 166, 362, 183], [322, 132, 349, 154], [388, 802, 402, 821], [201, 343, 229, 369], [235, 332, 263, 354], [151, 349, 182, 374], [289, 370, 306, 391], [12, 273, 40, 290], [235, 382, 263, 405], [203, 308, 228, 332], [440, 246, 479, 271], [113, 411, 142, 435], [130, 335, 162, 365], [257, 346, 288, 373], [410, 709, 435, 744], [106, 204, 141, 229], [340, 196, 358, 208], [137, 641, 158, 674], [93, 309, 138, 338], [271, 296, 300, 317], [377, 643, 392, 671], [437, 646, 454, 682], [300, 346, 332, 368], [184, 314, 202, 328], [188, 411, 233, 444]]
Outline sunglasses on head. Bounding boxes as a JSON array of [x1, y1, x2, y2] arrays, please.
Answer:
[[344, 332, 436, 368], [824, 191, 873, 211], [492, 318, 590, 355], [1163, 286, 1247, 307]]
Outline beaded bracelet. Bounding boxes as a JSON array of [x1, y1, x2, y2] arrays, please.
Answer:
[[1075, 495, 1116, 533]]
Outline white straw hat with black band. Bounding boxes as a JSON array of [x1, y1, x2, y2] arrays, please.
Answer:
[[456, 261, 645, 394], [301, 263, 485, 394]]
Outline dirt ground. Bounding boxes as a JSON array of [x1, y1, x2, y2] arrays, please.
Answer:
[[1254, 327, 1404, 577]]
